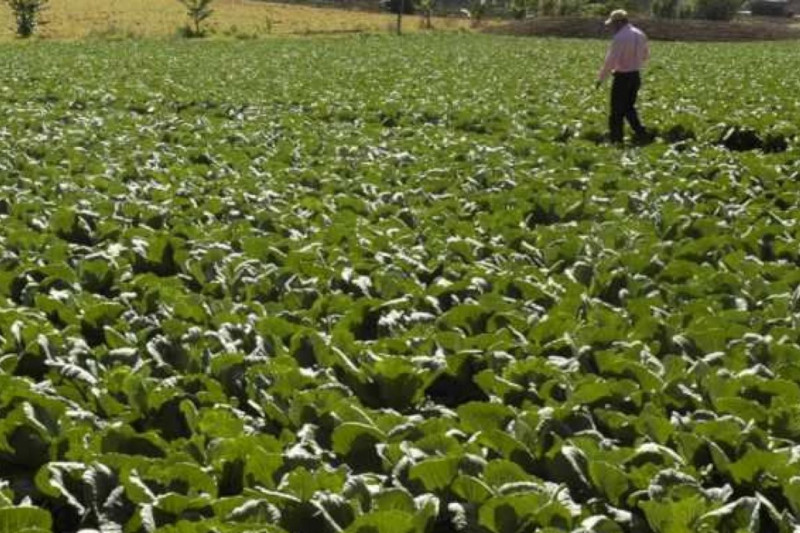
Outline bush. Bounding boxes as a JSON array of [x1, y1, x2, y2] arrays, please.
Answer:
[[678, 0, 695, 17], [537, 0, 557, 15], [580, 2, 611, 16], [693, 0, 741, 19], [556, 0, 584, 14], [537, 0, 583, 14], [652, 0, 680, 17], [750, 0, 790, 16], [509, 0, 531, 18], [5, 0, 48, 38]]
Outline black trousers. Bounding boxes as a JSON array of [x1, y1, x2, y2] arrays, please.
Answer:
[[610, 71, 646, 143]]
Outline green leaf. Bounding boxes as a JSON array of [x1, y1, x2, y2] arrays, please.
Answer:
[[198, 408, 245, 439], [588, 461, 629, 506], [408, 456, 460, 492], [697, 497, 759, 532], [413, 494, 440, 532], [456, 402, 515, 434], [452, 475, 494, 504], [369, 357, 432, 410], [281, 467, 317, 502], [331, 422, 385, 472], [577, 516, 625, 533], [344, 510, 416, 533], [331, 423, 385, 457], [484, 460, 534, 487], [639, 495, 709, 533], [728, 448, 786, 486], [478, 493, 549, 533], [783, 477, 800, 516], [713, 397, 768, 424], [373, 488, 416, 514], [78, 255, 116, 294], [33, 462, 87, 515], [0, 507, 53, 533]]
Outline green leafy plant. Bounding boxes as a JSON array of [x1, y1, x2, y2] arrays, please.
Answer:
[[0, 34, 799, 533]]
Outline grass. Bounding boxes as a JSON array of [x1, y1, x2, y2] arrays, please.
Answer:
[[0, 0, 471, 40]]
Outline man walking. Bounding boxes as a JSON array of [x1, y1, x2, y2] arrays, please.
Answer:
[[596, 10, 650, 145]]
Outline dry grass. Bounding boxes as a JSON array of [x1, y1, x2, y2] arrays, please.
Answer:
[[0, 0, 470, 40]]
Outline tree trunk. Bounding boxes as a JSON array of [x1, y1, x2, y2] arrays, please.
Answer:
[[396, 0, 404, 35]]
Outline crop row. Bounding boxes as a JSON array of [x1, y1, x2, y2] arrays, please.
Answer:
[[1, 35, 800, 533]]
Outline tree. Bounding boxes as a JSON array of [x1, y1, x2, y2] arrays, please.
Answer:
[[397, 0, 403, 34], [178, 0, 214, 37], [5, 0, 48, 38], [384, 0, 413, 34], [418, 0, 435, 29]]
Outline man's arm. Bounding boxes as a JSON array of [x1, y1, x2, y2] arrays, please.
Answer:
[[641, 35, 650, 64], [598, 38, 620, 84]]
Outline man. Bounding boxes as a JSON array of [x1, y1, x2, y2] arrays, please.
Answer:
[[596, 10, 650, 145]]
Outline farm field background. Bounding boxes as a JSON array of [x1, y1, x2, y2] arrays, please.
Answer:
[[0, 0, 470, 40], [2, 34, 800, 532]]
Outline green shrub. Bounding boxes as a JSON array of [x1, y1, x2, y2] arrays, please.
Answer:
[[678, 0, 695, 16], [581, 2, 611, 16], [537, 0, 557, 15], [5, 0, 48, 38], [652, 0, 681, 17], [509, 0, 532, 19], [693, 0, 741, 19], [750, 0, 790, 16], [556, 0, 584, 15], [537, 0, 583, 15]]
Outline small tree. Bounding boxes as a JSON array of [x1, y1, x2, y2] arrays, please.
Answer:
[[418, 0, 435, 29], [179, 0, 214, 37], [397, 0, 403, 34], [5, 0, 48, 38], [384, 0, 413, 34]]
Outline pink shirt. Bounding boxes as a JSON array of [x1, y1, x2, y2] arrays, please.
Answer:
[[598, 24, 649, 82]]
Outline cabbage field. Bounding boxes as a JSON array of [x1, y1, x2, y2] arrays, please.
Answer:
[[2, 34, 800, 533]]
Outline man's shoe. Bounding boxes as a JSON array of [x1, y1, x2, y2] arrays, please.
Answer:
[[632, 130, 655, 146]]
